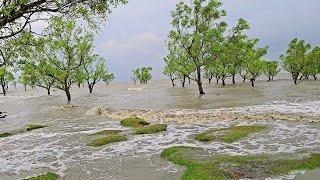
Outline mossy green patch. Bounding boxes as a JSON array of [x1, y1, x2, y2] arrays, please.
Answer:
[[24, 172, 59, 180], [161, 146, 320, 180], [135, 124, 167, 134], [88, 135, 127, 147], [120, 117, 150, 128], [195, 125, 266, 143], [0, 132, 11, 138], [90, 130, 122, 136], [27, 124, 47, 131]]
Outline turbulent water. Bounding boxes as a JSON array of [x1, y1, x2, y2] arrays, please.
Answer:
[[0, 78, 320, 180]]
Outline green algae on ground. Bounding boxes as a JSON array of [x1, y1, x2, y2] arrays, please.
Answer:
[[24, 172, 59, 180], [161, 146, 320, 180], [88, 135, 127, 147], [135, 124, 167, 134], [195, 125, 266, 143], [90, 130, 122, 136], [120, 117, 150, 128], [26, 124, 47, 131], [0, 132, 12, 138]]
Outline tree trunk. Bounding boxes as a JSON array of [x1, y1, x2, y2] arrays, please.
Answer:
[[181, 75, 186, 88], [24, 84, 27, 91], [313, 75, 317, 81], [242, 77, 246, 83], [250, 79, 255, 87], [88, 84, 93, 93], [196, 68, 205, 95], [294, 78, 298, 85], [222, 79, 226, 87], [232, 74, 236, 84], [268, 76, 271, 82], [170, 78, 175, 87], [208, 78, 212, 84], [47, 87, 51, 95], [188, 77, 191, 84], [1, 79, 6, 96], [65, 88, 71, 102]]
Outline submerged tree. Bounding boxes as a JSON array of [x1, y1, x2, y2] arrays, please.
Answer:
[[0, 38, 18, 95], [306, 47, 320, 80], [83, 56, 114, 93], [281, 39, 311, 85], [35, 17, 94, 102], [167, 0, 227, 94], [0, 66, 14, 95], [263, 61, 279, 81], [102, 72, 115, 86], [133, 66, 152, 84], [244, 40, 268, 87]]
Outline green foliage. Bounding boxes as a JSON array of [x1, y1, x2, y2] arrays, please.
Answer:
[[90, 130, 122, 136], [195, 125, 266, 143], [88, 135, 127, 147], [281, 38, 311, 84], [120, 117, 150, 128], [161, 146, 320, 180], [102, 72, 115, 85], [23, 172, 59, 180], [135, 124, 167, 134], [0, 0, 127, 40], [0, 132, 11, 138], [20, 61, 55, 95], [133, 66, 152, 84], [26, 124, 47, 131]]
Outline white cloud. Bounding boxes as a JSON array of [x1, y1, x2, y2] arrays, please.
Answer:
[[101, 32, 165, 56]]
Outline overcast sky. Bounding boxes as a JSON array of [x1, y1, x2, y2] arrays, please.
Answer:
[[94, 0, 320, 81]]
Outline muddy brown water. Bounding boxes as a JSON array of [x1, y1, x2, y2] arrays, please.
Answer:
[[0, 77, 320, 180]]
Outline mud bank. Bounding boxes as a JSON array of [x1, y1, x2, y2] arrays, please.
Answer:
[[86, 105, 320, 124]]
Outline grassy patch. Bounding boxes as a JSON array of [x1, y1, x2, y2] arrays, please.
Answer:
[[161, 146, 320, 180], [88, 135, 127, 147], [135, 124, 167, 134], [120, 117, 150, 128], [27, 124, 47, 131], [195, 125, 266, 143], [0, 132, 11, 138], [24, 172, 59, 180], [90, 130, 122, 136]]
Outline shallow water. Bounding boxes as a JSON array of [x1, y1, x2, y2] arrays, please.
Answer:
[[0, 79, 320, 179]]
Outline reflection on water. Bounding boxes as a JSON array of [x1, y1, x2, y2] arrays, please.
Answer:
[[0, 79, 320, 179]]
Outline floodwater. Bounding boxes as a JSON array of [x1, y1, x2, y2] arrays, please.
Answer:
[[0, 77, 320, 180]]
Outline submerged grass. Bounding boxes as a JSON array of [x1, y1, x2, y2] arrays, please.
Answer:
[[135, 124, 167, 134], [90, 130, 122, 136], [26, 124, 47, 131], [195, 125, 266, 143], [0, 132, 12, 138], [161, 146, 320, 180], [120, 117, 150, 128], [88, 135, 127, 147], [24, 172, 59, 180]]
